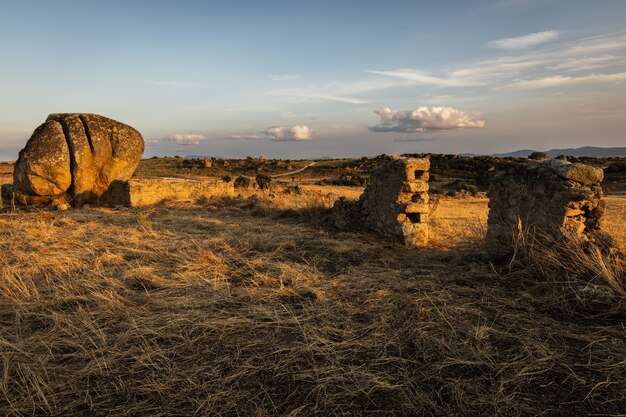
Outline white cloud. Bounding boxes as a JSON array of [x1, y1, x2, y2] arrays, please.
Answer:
[[367, 69, 480, 87], [224, 134, 262, 140], [547, 54, 620, 71], [506, 72, 626, 90], [369, 33, 626, 93], [370, 107, 485, 133], [267, 78, 404, 105], [297, 92, 370, 104], [265, 125, 314, 141], [226, 125, 314, 141], [169, 134, 206, 145], [145, 80, 218, 89], [487, 30, 560, 50], [567, 35, 626, 55], [368, 57, 549, 88], [270, 74, 301, 81]]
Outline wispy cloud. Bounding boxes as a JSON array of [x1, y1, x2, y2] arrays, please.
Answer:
[[366, 70, 480, 87], [369, 107, 485, 133], [547, 54, 620, 71], [266, 78, 405, 104], [145, 80, 219, 88], [487, 30, 560, 50], [506, 72, 626, 90], [567, 35, 626, 55], [296, 93, 369, 104], [169, 134, 206, 145], [369, 32, 626, 92], [270, 74, 301, 81], [224, 134, 262, 140]]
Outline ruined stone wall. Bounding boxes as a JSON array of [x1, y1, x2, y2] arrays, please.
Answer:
[[103, 178, 234, 207], [487, 159, 604, 245], [335, 157, 430, 247]]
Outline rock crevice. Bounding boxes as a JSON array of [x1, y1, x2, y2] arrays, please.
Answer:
[[13, 113, 144, 207]]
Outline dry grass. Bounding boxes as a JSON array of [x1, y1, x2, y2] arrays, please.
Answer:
[[1, 190, 625, 416]]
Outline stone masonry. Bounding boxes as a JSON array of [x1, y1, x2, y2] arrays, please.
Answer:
[[103, 178, 234, 207], [487, 159, 605, 245], [335, 157, 430, 247]]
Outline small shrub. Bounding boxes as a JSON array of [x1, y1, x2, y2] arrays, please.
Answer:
[[456, 183, 478, 195], [256, 174, 272, 190], [528, 151, 548, 160], [222, 175, 233, 183]]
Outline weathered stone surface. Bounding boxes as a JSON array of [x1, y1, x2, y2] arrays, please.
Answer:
[[550, 160, 604, 185], [487, 159, 605, 247], [13, 120, 72, 204], [333, 158, 430, 247], [234, 176, 258, 190], [103, 178, 234, 207], [13, 113, 144, 206]]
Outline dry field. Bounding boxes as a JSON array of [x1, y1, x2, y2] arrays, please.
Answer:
[[0, 188, 625, 416], [0, 162, 12, 188]]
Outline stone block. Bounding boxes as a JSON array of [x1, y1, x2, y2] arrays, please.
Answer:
[[103, 178, 235, 207]]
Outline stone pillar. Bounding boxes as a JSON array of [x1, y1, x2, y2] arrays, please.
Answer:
[[336, 157, 430, 247], [487, 159, 604, 246]]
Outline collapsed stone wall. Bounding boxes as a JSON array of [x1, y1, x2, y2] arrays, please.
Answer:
[[103, 178, 234, 207], [335, 157, 430, 247], [487, 159, 605, 245]]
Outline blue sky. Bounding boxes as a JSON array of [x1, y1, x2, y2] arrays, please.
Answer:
[[1, 0, 625, 159]]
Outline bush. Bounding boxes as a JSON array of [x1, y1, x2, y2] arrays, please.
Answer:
[[528, 151, 548, 160], [256, 174, 272, 190], [606, 162, 626, 173], [222, 175, 232, 183], [457, 183, 478, 195]]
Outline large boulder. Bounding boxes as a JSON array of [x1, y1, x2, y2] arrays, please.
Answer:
[[13, 113, 144, 206]]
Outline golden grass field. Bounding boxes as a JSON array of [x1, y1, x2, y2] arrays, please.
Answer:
[[1, 186, 625, 416]]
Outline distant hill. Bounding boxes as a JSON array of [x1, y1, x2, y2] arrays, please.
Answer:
[[493, 146, 626, 158]]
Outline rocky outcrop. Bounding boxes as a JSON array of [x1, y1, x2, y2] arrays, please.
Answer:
[[487, 159, 605, 245], [334, 157, 430, 247], [13, 113, 144, 206]]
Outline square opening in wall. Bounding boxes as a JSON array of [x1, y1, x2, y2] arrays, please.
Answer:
[[406, 212, 421, 223]]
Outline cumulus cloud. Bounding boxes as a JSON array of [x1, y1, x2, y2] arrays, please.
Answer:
[[369, 107, 485, 133], [487, 30, 560, 50], [265, 125, 314, 141], [226, 125, 314, 141], [169, 134, 206, 145]]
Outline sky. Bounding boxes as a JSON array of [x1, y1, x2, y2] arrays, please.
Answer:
[[1, 0, 625, 160]]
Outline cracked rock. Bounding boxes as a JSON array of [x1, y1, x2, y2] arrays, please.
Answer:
[[13, 113, 144, 207]]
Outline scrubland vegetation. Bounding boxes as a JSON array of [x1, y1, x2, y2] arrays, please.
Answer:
[[1, 184, 624, 416]]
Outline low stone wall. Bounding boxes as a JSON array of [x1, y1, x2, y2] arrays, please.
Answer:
[[335, 157, 430, 247], [103, 178, 234, 207], [487, 159, 605, 245]]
